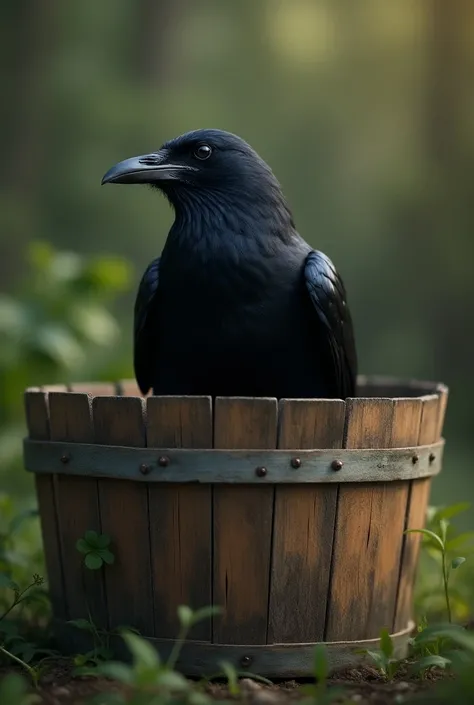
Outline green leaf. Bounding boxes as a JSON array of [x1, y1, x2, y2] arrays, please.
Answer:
[[404, 528, 445, 551], [409, 654, 451, 675], [432, 503, 471, 522], [313, 645, 329, 682], [68, 618, 95, 632], [85, 553, 103, 570], [451, 556, 466, 569], [190, 605, 222, 625], [95, 661, 134, 684], [218, 661, 239, 696], [121, 631, 160, 669], [98, 549, 115, 565], [445, 533, 474, 552], [0, 672, 41, 704], [439, 518, 449, 544], [364, 650, 386, 671], [84, 530, 99, 545], [34, 324, 84, 369], [87, 257, 132, 292], [156, 670, 190, 692], [177, 605, 194, 628], [95, 534, 111, 549], [70, 304, 119, 346], [188, 692, 212, 705], [380, 628, 393, 659], [76, 538, 89, 554]]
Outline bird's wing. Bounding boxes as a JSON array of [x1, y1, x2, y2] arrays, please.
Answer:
[[304, 250, 357, 398], [133, 257, 161, 395]]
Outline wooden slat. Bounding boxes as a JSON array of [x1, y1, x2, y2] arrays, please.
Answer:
[[93, 396, 153, 633], [268, 400, 344, 643], [394, 395, 440, 631], [325, 397, 411, 640], [147, 396, 212, 640], [213, 397, 277, 645], [49, 387, 113, 625], [24, 388, 66, 620], [418, 395, 440, 445], [436, 386, 449, 440]]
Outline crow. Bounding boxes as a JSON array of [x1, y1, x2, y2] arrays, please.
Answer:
[[101, 129, 357, 399]]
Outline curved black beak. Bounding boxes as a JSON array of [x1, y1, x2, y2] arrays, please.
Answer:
[[101, 152, 197, 185]]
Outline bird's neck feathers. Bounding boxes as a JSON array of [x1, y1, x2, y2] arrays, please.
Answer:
[[163, 181, 297, 262]]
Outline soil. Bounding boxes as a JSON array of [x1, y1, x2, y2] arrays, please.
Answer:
[[1, 661, 449, 705]]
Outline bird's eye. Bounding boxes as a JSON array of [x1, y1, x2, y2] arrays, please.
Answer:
[[193, 144, 212, 160]]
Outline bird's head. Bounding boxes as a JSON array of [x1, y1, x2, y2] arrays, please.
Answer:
[[101, 129, 291, 219]]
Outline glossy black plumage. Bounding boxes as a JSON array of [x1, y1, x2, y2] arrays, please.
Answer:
[[103, 129, 357, 399]]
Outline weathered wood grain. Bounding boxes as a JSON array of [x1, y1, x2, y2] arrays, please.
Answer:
[[93, 396, 153, 633], [325, 397, 412, 640], [268, 400, 344, 642], [436, 386, 449, 440], [24, 388, 66, 620], [213, 397, 277, 644], [394, 394, 440, 631], [49, 389, 110, 624], [147, 396, 212, 640]]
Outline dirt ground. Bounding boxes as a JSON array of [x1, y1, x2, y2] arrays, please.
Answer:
[[2, 662, 448, 705]]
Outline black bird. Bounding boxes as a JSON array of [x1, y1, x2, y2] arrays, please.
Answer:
[[101, 129, 357, 399]]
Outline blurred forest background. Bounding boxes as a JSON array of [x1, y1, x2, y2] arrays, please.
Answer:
[[1, 0, 474, 523]]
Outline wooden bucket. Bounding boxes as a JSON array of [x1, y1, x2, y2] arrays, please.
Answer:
[[23, 376, 448, 677]]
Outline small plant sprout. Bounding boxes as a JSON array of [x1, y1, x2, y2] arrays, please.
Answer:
[[86, 606, 223, 704], [80, 606, 223, 704], [76, 531, 115, 570], [356, 628, 401, 681], [0, 573, 55, 687], [300, 644, 345, 704], [406, 507, 472, 623], [167, 605, 222, 670]]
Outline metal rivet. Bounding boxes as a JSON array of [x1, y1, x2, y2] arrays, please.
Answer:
[[158, 456, 170, 467], [331, 459, 343, 471], [412, 454, 419, 465], [140, 464, 151, 475], [291, 457, 301, 469], [240, 655, 252, 668], [429, 453, 436, 464], [60, 454, 70, 464], [255, 466, 267, 478]]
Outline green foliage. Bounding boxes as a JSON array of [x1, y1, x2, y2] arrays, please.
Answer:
[[300, 646, 346, 704], [0, 673, 40, 705], [76, 530, 115, 570], [84, 606, 223, 705], [0, 495, 46, 619], [357, 628, 402, 680], [411, 625, 474, 702], [413, 502, 474, 622], [0, 241, 131, 378], [0, 241, 133, 496], [0, 571, 56, 687]]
